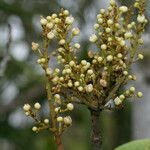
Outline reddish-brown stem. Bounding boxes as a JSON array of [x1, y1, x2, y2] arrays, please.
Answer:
[[55, 135, 64, 150]]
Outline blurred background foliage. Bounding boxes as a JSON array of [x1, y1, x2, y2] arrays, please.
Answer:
[[0, 0, 150, 150]]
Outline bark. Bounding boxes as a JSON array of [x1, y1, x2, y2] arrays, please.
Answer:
[[90, 109, 102, 150], [55, 135, 64, 150]]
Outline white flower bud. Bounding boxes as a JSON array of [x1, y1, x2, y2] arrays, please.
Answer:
[[100, 9, 105, 14], [46, 68, 53, 76], [87, 69, 94, 75], [59, 39, 66, 45], [81, 60, 87, 66], [57, 116, 63, 122], [78, 86, 83, 92], [65, 16, 74, 24], [85, 84, 93, 93], [119, 40, 125, 46], [137, 92, 143, 98], [34, 102, 41, 110], [46, 23, 53, 29], [68, 81, 73, 87], [32, 42, 39, 51], [63, 10, 69, 16], [97, 57, 103, 62], [23, 104, 31, 111], [72, 28, 80, 35], [114, 97, 122, 105], [130, 87, 135, 92], [94, 23, 99, 30], [137, 15, 146, 23], [89, 34, 98, 43], [74, 43, 80, 49], [74, 81, 79, 87], [66, 68, 71, 74], [55, 107, 60, 113], [98, 18, 103, 24], [105, 28, 111, 33], [100, 79, 107, 87], [64, 116, 72, 125], [119, 95, 125, 101], [110, 0, 115, 5], [106, 55, 113, 62], [44, 119, 49, 124], [101, 44, 107, 50], [54, 94, 60, 100], [117, 53, 123, 58], [67, 103, 74, 111], [119, 6, 128, 13], [138, 54, 144, 60], [40, 58, 46, 63], [32, 126, 38, 132], [40, 18, 47, 25], [69, 61, 75, 67], [107, 19, 113, 25], [123, 71, 128, 76], [124, 32, 132, 39], [47, 32, 55, 40]]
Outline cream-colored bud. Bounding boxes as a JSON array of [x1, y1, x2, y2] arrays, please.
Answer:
[[130, 87, 135, 92], [32, 126, 38, 132], [63, 10, 69, 16], [119, 40, 125, 46], [54, 94, 60, 100], [110, 0, 115, 5], [137, 15, 146, 23], [137, 92, 143, 98], [114, 97, 122, 105], [107, 19, 113, 25], [55, 107, 60, 113], [68, 81, 73, 87], [97, 57, 103, 62], [40, 58, 46, 63], [101, 44, 107, 50], [46, 23, 53, 29], [34, 102, 41, 110], [100, 9, 105, 14], [65, 16, 74, 24], [32, 42, 39, 51], [89, 34, 98, 43], [107, 55, 113, 62], [69, 61, 75, 67], [44, 119, 49, 124], [46, 68, 52, 76], [105, 28, 111, 33], [66, 68, 71, 74], [74, 43, 80, 49], [74, 81, 80, 87], [23, 104, 31, 111], [40, 18, 47, 25], [119, 6, 128, 13], [52, 13, 57, 19], [124, 32, 132, 39], [72, 28, 80, 35], [47, 32, 55, 40], [67, 103, 74, 111], [94, 23, 99, 30], [81, 60, 87, 66], [123, 71, 128, 76], [100, 79, 107, 87], [117, 53, 123, 58], [59, 39, 66, 45], [138, 54, 144, 60], [119, 95, 125, 101], [87, 69, 94, 75], [98, 18, 103, 24], [57, 116, 63, 122], [64, 116, 72, 125], [85, 84, 93, 93], [78, 86, 83, 92]]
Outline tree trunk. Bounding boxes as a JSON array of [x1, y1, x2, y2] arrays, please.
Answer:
[[90, 109, 102, 150], [55, 135, 64, 150]]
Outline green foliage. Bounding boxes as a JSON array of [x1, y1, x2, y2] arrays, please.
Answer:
[[115, 139, 150, 150]]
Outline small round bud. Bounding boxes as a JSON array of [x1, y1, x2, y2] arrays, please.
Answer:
[[74, 43, 80, 49], [54, 94, 60, 100], [59, 39, 66, 45], [44, 119, 49, 124], [117, 53, 123, 58], [123, 71, 128, 76], [78, 86, 83, 92], [107, 55, 113, 62], [98, 18, 103, 24], [85, 84, 93, 93], [67, 103, 74, 111], [97, 57, 103, 62], [40, 18, 47, 25], [63, 10, 69, 16], [138, 54, 144, 60], [94, 23, 99, 30], [119, 40, 125, 46], [57, 116, 63, 122], [101, 44, 107, 50], [72, 28, 80, 35], [32, 126, 38, 132], [100, 9, 105, 14], [107, 19, 113, 25], [105, 28, 111, 33], [40, 58, 46, 63], [137, 92, 143, 98], [69, 61, 75, 67], [64, 116, 72, 125], [46, 68, 53, 76], [47, 32, 55, 40], [114, 97, 122, 105], [137, 15, 146, 23], [100, 79, 107, 87], [74, 81, 80, 87], [130, 87, 135, 93], [119, 95, 125, 101], [34, 102, 41, 110], [46, 23, 53, 29], [32, 42, 39, 51], [81, 60, 87, 66], [89, 34, 98, 43], [87, 69, 94, 75], [65, 16, 74, 25], [119, 6, 128, 13], [55, 107, 60, 113], [23, 104, 31, 111]]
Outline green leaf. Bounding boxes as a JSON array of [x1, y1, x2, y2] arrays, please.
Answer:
[[115, 139, 150, 150]]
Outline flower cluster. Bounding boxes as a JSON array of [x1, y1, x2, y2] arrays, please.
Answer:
[[23, 0, 147, 145]]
